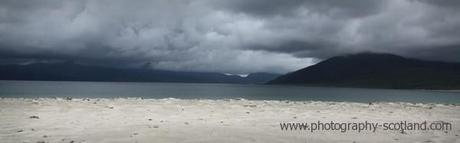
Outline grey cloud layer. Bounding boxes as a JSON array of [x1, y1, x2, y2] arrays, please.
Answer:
[[0, 0, 459, 73]]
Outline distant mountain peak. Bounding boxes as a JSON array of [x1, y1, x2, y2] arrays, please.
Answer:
[[324, 52, 407, 63], [342, 52, 403, 57]]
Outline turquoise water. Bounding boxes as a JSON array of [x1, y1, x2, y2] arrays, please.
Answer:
[[0, 80, 459, 103]]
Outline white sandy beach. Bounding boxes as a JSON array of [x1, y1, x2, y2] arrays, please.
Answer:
[[0, 98, 459, 143]]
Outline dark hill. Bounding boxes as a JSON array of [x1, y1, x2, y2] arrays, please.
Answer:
[[267, 53, 460, 89]]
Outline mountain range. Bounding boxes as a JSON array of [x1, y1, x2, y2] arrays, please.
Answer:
[[2, 53, 460, 89], [0, 62, 279, 84], [268, 53, 460, 89]]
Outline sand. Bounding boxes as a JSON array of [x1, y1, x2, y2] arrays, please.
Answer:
[[0, 98, 459, 143]]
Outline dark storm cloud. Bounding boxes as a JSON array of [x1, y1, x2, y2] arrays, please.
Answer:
[[245, 40, 343, 59], [225, 0, 460, 62], [0, 0, 459, 74], [214, 0, 385, 17], [211, 0, 385, 18], [418, 0, 460, 8]]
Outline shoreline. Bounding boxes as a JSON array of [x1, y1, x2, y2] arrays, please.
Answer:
[[1, 97, 459, 105], [1, 98, 459, 143], [3, 80, 460, 91]]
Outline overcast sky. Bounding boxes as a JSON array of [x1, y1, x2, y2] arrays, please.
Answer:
[[0, 0, 459, 74]]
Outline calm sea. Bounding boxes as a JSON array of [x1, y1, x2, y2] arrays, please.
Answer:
[[0, 80, 459, 103]]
